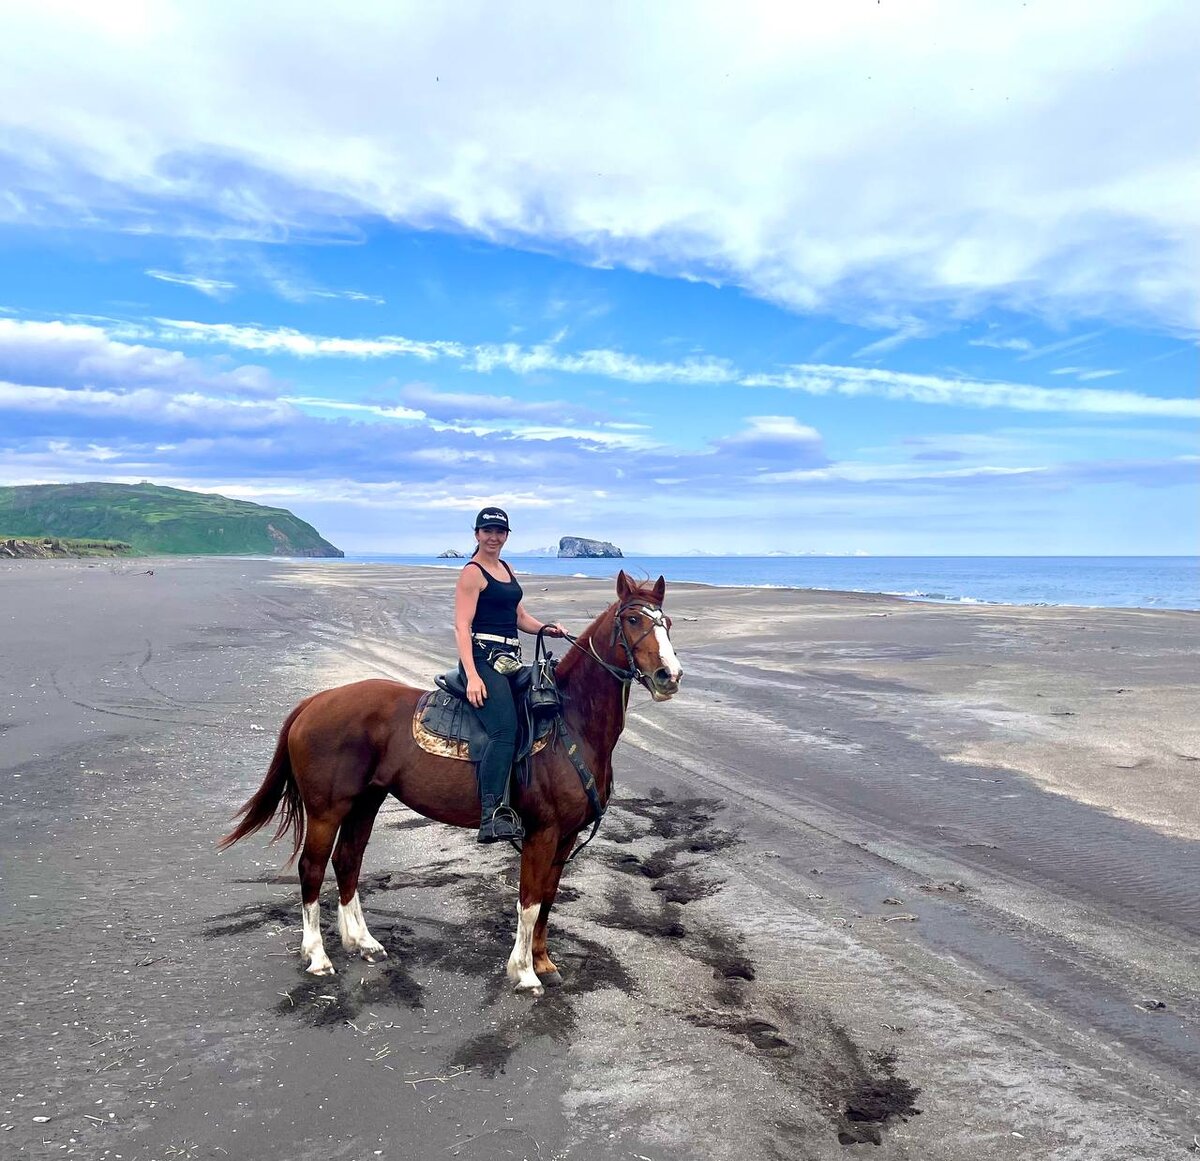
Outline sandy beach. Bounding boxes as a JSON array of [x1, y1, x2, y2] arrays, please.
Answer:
[[2, 557, 1197, 1160]]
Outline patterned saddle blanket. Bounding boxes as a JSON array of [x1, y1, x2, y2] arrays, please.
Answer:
[[412, 668, 556, 763]]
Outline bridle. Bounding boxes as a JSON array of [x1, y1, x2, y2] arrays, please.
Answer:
[[561, 600, 673, 691]]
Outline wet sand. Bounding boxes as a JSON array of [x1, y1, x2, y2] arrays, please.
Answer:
[[1, 557, 1198, 1160]]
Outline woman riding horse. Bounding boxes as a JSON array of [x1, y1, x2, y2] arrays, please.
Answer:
[[219, 568, 683, 988], [456, 506, 564, 843]]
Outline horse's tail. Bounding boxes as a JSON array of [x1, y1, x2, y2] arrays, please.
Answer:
[[218, 698, 310, 862]]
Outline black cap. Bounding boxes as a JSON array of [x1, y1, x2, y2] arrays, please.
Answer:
[[474, 507, 511, 531]]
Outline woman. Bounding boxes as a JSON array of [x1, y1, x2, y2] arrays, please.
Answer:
[[455, 506, 565, 843]]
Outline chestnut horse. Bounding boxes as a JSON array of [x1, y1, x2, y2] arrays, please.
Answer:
[[219, 571, 682, 992]]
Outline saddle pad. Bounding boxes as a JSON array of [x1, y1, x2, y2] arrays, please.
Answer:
[[412, 690, 554, 763]]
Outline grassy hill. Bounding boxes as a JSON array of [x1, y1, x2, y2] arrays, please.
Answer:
[[0, 482, 343, 557]]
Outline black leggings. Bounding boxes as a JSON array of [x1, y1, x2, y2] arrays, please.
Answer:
[[461, 644, 518, 807]]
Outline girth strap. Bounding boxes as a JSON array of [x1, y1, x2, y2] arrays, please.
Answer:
[[555, 722, 606, 865]]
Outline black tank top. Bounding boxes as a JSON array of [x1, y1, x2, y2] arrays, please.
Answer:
[[469, 560, 522, 636]]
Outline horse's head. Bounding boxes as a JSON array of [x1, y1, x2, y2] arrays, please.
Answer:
[[609, 570, 683, 701]]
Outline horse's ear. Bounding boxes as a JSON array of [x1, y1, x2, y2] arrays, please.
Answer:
[[616, 570, 633, 600], [652, 575, 666, 603]]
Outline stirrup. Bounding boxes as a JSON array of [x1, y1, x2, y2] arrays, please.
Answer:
[[478, 804, 525, 844]]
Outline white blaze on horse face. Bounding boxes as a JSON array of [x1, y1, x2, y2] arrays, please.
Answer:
[[337, 892, 387, 961], [640, 606, 682, 684], [302, 900, 334, 976], [505, 902, 543, 992]]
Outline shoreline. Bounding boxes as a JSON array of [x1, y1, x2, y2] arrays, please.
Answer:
[[6, 551, 1196, 611], [295, 553, 1200, 613]]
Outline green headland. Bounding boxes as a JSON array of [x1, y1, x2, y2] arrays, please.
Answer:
[[0, 482, 343, 557]]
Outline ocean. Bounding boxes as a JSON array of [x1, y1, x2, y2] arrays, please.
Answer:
[[340, 554, 1200, 611]]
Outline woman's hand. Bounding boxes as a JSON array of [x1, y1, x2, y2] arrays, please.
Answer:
[[466, 674, 488, 708]]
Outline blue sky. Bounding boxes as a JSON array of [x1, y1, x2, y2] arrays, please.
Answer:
[[1, 2, 1196, 555]]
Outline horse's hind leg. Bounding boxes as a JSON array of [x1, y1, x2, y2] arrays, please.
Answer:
[[507, 828, 560, 993], [299, 815, 339, 976], [332, 788, 388, 962]]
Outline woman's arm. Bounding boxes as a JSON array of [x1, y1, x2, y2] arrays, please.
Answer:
[[516, 602, 565, 637], [455, 567, 488, 707]]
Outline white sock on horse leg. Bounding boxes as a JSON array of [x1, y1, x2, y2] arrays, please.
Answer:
[[302, 900, 334, 975], [506, 901, 542, 990], [338, 892, 386, 958]]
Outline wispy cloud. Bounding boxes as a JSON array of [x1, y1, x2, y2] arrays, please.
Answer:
[[1051, 365, 1122, 382], [1016, 331, 1106, 361], [393, 383, 604, 424], [107, 317, 1200, 419], [145, 269, 238, 298], [148, 319, 463, 360], [969, 336, 1034, 352], [852, 321, 931, 359], [740, 364, 1196, 418]]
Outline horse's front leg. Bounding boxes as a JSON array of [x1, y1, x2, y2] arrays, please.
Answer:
[[507, 827, 559, 994], [531, 832, 576, 986]]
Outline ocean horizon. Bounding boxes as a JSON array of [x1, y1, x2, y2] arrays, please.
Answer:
[[335, 554, 1200, 612]]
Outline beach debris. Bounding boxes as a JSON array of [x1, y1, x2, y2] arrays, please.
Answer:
[[919, 879, 969, 893], [1136, 999, 1167, 1012], [884, 913, 920, 922], [882, 897, 904, 905]]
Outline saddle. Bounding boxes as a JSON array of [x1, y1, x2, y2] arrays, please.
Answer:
[[412, 657, 558, 766]]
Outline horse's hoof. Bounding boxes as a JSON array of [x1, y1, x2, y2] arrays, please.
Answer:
[[537, 970, 564, 988], [306, 964, 335, 977], [359, 946, 388, 963]]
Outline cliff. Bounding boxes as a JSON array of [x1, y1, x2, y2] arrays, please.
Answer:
[[1, 537, 137, 559]]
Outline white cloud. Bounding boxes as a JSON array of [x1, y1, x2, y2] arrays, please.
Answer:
[[0, 378, 295, 428], [0, 317, 281, 396], [1, 2, 1195, 332]]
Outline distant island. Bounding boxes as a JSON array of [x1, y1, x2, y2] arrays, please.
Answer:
[[558, 536, 623, 558], [437, 548, 465, 558], [0, 482, 343, 557]]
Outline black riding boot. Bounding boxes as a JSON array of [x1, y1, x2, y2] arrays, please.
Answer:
[[477, 739, 523, 843]]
